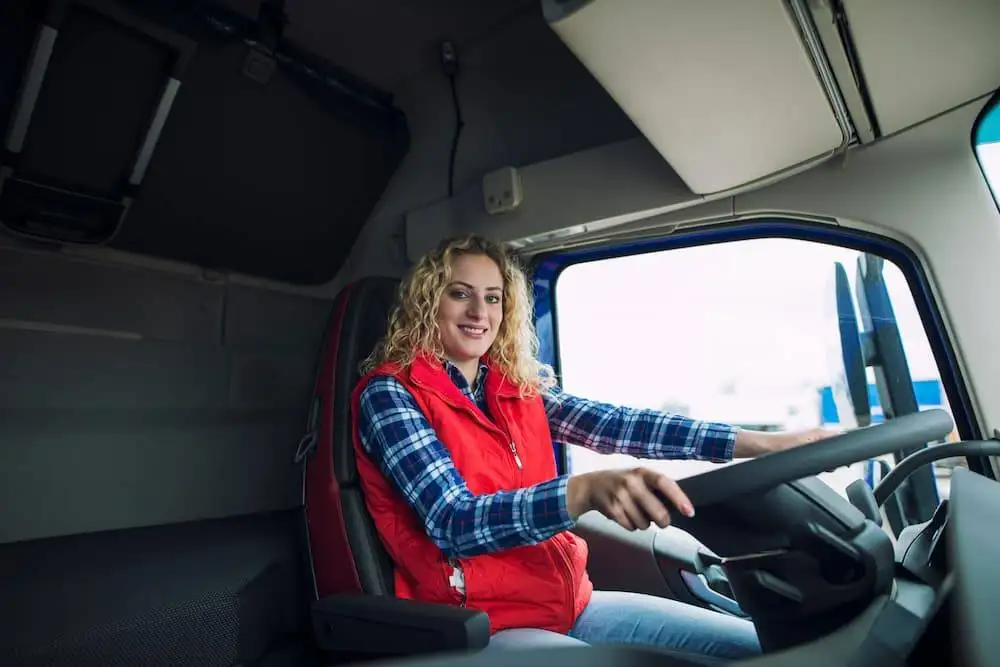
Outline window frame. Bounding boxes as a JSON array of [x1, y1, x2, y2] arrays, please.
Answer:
[[529, 218, 991, 490]]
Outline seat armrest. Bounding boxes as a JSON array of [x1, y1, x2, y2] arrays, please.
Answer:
[[311, 594, 491, 656]]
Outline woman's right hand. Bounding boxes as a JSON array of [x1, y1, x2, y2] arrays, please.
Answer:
[[566, 467, 695, 531]]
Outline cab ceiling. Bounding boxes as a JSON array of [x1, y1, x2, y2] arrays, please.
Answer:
[[1, 0, 571, 287], [4, 0, 997, 287], [215, 0, 1000, 200], [216, 0, 537, 89]]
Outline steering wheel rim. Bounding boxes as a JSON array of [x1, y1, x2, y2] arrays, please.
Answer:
[[872, 439, 1000, 506], [676, 409, 954, 507]]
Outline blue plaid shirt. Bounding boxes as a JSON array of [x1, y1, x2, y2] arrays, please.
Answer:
[[357, 361, 737, 559]]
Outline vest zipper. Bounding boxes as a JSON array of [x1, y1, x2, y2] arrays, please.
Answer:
[[508, 441, 522, 469], [411, 375, 521, 473], [492, 395, 525, 478], [410, 377, 504, 436]]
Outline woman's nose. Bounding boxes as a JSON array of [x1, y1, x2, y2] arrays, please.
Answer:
[[466, 297, 486, 318]]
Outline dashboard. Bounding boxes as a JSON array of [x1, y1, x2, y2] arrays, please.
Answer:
[[950, 467, 998, 667], [352, 466, 997, 667]]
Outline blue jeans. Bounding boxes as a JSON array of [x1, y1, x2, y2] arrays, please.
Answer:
[[485, 591, 761, 664]]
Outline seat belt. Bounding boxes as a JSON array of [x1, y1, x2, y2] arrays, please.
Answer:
[[294, 395, 321, 601]]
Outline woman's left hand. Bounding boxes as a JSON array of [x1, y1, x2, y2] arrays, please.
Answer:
[[734, 427, 842, 458]]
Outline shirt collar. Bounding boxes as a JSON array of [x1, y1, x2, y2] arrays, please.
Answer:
[[443, 359, 489, 393]]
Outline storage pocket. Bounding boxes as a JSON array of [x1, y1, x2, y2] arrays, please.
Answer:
[[441, 557, 469, 606]]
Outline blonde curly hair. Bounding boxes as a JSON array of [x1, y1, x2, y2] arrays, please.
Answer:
[[361, 234, 555, 396]]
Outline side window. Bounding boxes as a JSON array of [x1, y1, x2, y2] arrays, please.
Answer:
[[975, 97, 1000, 206], [553, 238, 956, 503]]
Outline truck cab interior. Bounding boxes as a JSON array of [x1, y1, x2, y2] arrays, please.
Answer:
[[3, 1, 1000, 666]]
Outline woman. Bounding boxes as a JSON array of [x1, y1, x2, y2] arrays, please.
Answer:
[[351, 234, 834, 662]]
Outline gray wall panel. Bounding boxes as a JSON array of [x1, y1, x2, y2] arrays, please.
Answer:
[[0, 330, 230, 409], [0, 408, 304, 543], [224, 285, 331, 349], [0, 248, 332, 543], [229, 351, 319, 410], [0, 248, 224, 342]]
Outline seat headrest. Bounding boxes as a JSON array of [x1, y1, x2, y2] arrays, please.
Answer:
[[327, 277, 400, 486]]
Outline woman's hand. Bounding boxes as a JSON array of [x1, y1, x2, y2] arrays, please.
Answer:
[[566, 468, 695, 530]]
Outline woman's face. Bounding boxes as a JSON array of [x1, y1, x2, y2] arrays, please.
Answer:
[[436, 253, 504, 367]]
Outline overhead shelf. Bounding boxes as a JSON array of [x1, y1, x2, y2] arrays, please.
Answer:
[[544, 0, 847, 195], [839, 0, 1000, 138]]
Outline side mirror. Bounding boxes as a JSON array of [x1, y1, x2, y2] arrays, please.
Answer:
[[855, 254, 940, 526], [827, 262, 871, 427]]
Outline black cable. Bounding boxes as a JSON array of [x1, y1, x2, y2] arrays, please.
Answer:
[[441, 41, 463, 198], [447, 72, 464, 198]]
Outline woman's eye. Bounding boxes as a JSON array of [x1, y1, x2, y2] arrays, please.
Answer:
[[486, 295, 501, 304], [449, 290, 468, 299]]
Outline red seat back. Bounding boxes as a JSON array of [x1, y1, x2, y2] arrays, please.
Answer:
[[302, 278, 400, 598]]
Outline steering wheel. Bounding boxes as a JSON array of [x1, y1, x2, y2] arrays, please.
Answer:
[[873, 438, 1000, 506], [676, 409, 955, 507]]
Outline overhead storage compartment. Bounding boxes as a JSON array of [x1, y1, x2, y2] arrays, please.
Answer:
[[0, 0, 195, 247], [838, 0, 1000, 138], [544, 0, 847, 195], [0, 0, 410, 285]]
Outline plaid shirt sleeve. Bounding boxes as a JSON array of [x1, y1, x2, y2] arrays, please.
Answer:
[[357, 375, 575, 559], [542, 385, 738, 462]]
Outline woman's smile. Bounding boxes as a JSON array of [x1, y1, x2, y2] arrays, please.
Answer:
[[458, 324, 489, 338]]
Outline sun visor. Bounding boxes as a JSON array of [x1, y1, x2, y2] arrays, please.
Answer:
[[544, 0, 847, 195]]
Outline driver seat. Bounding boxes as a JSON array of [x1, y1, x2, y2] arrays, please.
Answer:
[[300, 277, 490, 659], [298, 278, 728, 667]]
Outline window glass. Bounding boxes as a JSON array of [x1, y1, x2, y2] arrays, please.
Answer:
[[554, 238, 957, 500]]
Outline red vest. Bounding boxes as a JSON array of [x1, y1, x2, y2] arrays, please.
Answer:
[[350, 355, 593, 634]]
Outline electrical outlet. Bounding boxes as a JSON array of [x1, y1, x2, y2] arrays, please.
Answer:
[[482, 167, 523, 215]]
